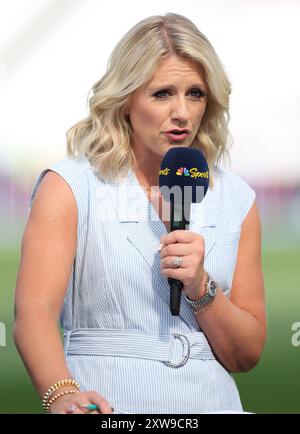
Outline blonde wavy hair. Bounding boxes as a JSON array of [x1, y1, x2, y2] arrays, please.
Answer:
[[67, 13, 232, 180]]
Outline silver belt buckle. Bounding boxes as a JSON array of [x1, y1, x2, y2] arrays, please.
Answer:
[[163, 333, 190, 368]]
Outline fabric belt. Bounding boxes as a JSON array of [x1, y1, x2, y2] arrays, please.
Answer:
[[64, 328, 215, 368]]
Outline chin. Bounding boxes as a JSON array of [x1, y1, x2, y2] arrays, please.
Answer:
[[168, 143, 188, 148]]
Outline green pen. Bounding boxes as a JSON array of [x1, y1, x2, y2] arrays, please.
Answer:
[[81, 404, 99, 410], [80, 404, 115, 412]]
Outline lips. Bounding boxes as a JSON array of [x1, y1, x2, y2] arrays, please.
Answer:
[[163, 129, 191, 142], [165, 129, 190, 135]]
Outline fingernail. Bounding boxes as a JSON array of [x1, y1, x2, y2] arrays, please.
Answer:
[[158, 243, 163, 252]]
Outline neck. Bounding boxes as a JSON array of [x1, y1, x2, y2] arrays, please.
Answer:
[[132, 153, 162, 189]]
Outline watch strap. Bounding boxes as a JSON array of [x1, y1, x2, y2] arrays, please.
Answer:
[[185, 275, 217, 312]]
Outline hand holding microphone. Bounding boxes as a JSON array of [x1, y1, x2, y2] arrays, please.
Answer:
[[159, 230, 208, 303], [158, 147, 210, 315]]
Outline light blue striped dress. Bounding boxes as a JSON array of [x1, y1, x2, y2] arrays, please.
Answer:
[[29, 155, 255, 414]]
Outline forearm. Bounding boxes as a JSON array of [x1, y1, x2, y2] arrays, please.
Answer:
[[13, 308, 73, 397], [194, 289, 266, 372]]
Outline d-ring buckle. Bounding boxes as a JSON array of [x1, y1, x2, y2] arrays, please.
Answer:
[[163, 333, 190, 368]]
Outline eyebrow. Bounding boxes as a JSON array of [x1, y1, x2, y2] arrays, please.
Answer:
[[147, 83, 207, 92]]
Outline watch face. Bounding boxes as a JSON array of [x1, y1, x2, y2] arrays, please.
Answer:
[[208, 280, 217, 297]]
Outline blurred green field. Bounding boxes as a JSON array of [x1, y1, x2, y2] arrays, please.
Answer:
[[1, 245, 300, 413]]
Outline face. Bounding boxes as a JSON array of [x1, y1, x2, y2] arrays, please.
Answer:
[[126, 54, 208, 163]]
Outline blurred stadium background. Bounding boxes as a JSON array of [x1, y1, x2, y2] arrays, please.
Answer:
[[1, 0, 300, 413]]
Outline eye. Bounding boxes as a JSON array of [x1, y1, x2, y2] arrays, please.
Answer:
[[189, 88, 206, 99], [153, 89, 171, 98]]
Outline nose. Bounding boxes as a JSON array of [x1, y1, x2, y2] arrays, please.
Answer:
[[171, 95, 189, 125]]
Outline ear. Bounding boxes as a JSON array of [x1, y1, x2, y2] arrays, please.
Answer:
[[123, 96, 132, 115], [123, 106, 131, 125]]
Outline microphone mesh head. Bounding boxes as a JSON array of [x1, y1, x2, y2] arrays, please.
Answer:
[[159, 147, 209, 203]]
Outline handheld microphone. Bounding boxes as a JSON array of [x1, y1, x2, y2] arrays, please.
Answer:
[[159, 147, 209, 316]]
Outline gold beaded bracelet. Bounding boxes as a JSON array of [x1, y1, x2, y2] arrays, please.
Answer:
[[42, 379, 80, 412], [45, 389, 80, 413]]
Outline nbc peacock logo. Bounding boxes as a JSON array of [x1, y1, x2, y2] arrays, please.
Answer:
[[176, 167, 190, 176]]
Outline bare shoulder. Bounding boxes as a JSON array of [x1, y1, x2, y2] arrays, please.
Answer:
[[230, 200, 266, 333], [15, 171, 78, 319], [26, 170, 78, 252], [29, 170, 77, 221]]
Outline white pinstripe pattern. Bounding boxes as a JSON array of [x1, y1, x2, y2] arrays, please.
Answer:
[[29, 155, 255, 413]]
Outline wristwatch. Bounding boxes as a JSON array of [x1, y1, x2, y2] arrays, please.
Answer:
[[185, 275, 218, 313]]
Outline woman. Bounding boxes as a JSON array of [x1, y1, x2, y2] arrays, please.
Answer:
[[14, 13, 266, 414]]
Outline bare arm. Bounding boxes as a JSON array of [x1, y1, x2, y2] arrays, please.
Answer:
[[194, 201, 267, 372], [14, 171, 112, 413]]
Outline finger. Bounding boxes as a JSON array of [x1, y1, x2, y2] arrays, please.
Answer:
[[51, 402, 78, 414], [52, 406, 84, 414], [86, 392, 113, 414], [160, 234, 167, 243], [161, 230, 196, 246], [160, 243, 192, 260], [160, 255, 187, 270], [71, 408, 85, 414], [65, 404, 78, 414], [161, 266, 186, 281], [62, 400, 86, 414]]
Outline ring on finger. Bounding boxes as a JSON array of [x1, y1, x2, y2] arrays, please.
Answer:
[[66, 404, 77, 413], [172, 255, 183, 268]]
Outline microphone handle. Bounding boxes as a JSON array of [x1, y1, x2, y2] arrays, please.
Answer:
[[168, 277, 184, 316], [168, 200, 189, 316]]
